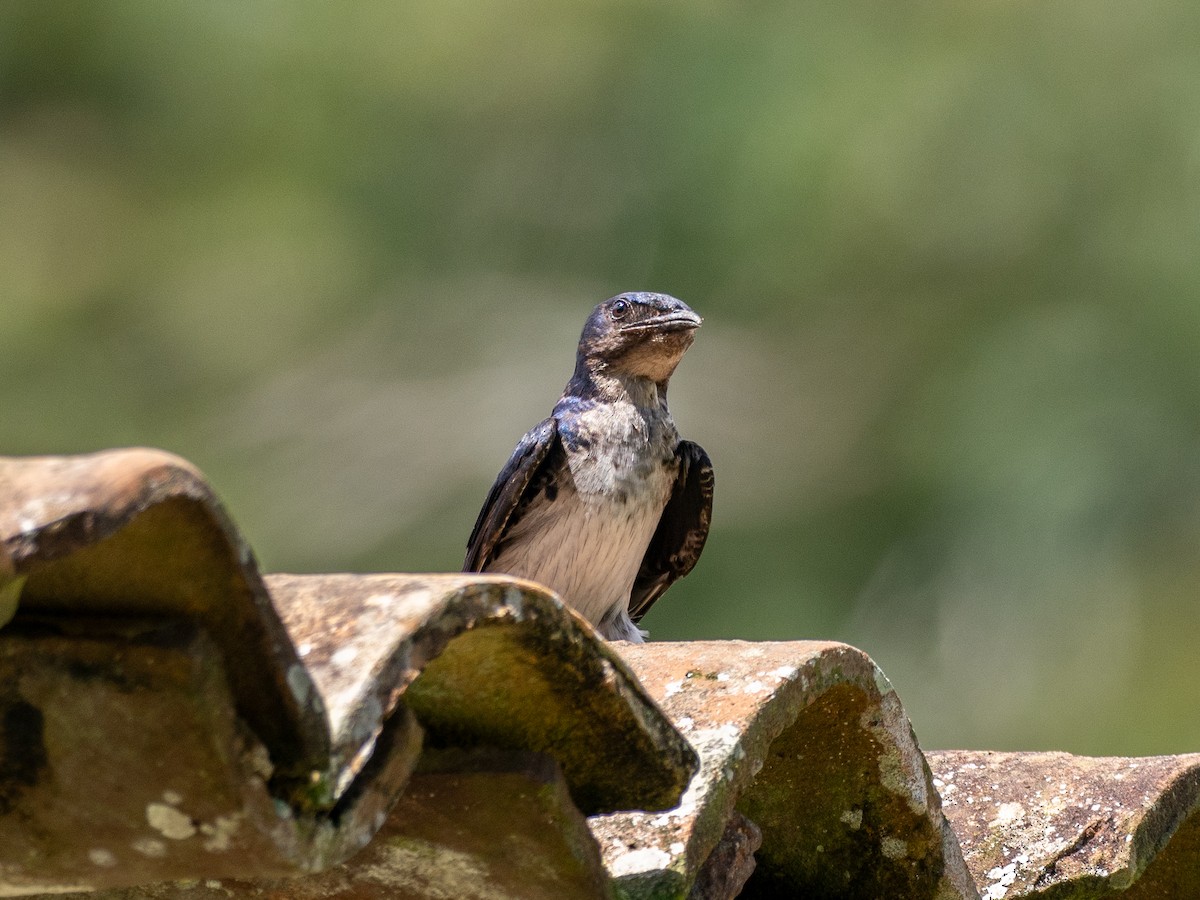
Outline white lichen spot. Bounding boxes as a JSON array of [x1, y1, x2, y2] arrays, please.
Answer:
[[297, 642, 313, 658], [503, 585, 526, 617], [669, 841, 685, 855], [245, 743, 274, 781], [161, 790, 183, 806], [715, 672, 730, 682], [858, 708, 928, 815], [285, 664, 312, 706], [200, 814, 242, 852], [985, 862, 1017, 899], [331, 645, 358, 668], [205, 882, 222, 890], [147, 802, 196, 840], [365, 592, 396, 608], [360, 841, 515, 898], [132, 838, 167, 858], [88, 848, 117, 867], [663, 680, 684, 698], [872, 663, 895, 696], [881, 837, 908, 859], [675, 716, 695, 731], [652, 723, 743, 826], [840, 809, 863, 830], [991, 802, 1025, 826], [610, 846, 672, 876], [769, 665, 797, 680], [743, 680, 766, 694]]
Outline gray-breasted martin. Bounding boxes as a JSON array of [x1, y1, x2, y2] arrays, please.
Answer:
[[464, 292, 713, 641]]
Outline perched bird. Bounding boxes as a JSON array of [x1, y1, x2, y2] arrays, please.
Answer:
[[464, 292, 713, 642]]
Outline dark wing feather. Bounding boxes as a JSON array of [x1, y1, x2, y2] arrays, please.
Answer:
[[628, 440, 714, 622], [464, 417, 559, 572]]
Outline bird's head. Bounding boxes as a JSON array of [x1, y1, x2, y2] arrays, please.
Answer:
[[577, 292, 702, 386]]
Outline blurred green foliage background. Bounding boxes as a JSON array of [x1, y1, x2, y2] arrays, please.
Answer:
[[3, 1, 1199, 755]]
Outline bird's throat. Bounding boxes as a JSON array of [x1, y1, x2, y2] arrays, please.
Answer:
[[570, 363, 667, 412]]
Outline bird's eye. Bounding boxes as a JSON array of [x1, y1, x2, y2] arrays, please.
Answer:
[[611, 299, 630, 319]]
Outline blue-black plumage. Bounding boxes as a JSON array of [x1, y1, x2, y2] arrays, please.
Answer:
[[465, 292, 714, 641]]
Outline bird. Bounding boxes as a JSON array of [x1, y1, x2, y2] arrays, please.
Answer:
[[464, 291, 714, 642]]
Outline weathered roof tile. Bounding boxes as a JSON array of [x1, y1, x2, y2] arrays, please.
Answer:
[[268, 572, 699, 816], [929, 749, 1200, 898], [76, 751, 613, 900], [0, 449, 329, 780], [0, 450, 695, 895], [7, 448, 1200, 899], [594, 641, 979, 900]]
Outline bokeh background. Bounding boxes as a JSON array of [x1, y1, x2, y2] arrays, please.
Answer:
[[3, 1, 1199, 755]]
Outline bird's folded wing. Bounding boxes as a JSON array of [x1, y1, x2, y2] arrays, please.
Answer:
[[627, 440, 714, 622], [464, 417, 560, 572]]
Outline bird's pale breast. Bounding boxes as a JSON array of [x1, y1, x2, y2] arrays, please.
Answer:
[[488, 401, 679, 634]]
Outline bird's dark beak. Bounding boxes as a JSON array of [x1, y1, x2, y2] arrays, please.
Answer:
[[620, 306, 703, 334]]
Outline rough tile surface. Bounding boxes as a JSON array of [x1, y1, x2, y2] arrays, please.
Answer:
[[74, 752, 613, 900], [0, 451, 694, 895], [594, 640, 979, 900], [7, 448, 1200, 899], [929, 750, 1200, 899], [0, 448, 329, 781]]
